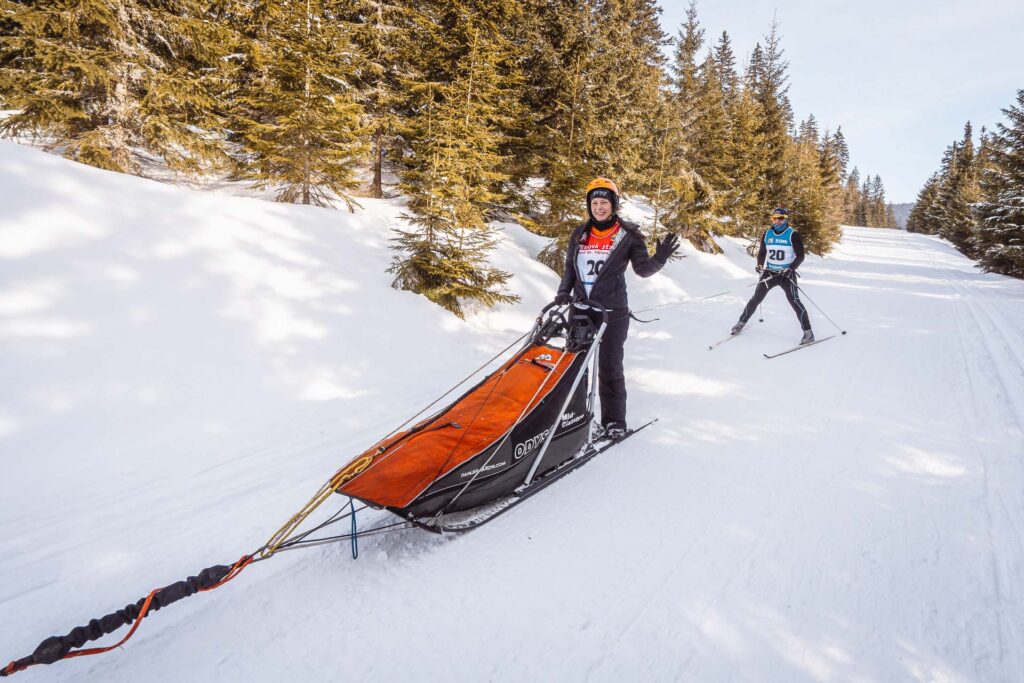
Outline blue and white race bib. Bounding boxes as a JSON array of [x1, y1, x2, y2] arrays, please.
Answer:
[[764, 226, 796, 271]]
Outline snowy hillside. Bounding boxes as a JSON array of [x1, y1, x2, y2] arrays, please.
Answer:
[[3, 141, 1024, 682]]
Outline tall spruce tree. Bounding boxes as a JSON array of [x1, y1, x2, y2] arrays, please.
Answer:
[[691, 52, 731, 192], [233, 0, 368, 209], [842, 167, 861, 225], [640, 81, 711, 250], [906, 175, 940, 234], [513, 0, 609, 259], [389, 0, 521, 316], [868, 175, 887, 226], [884, 203, 898, 229], [975, 90, 1024, 277], [781, 127, 841, 251], [723, 77, 766, 234], [648, 1, 722, 251], [594, 0, 666, 191], [347, 0, 412, 198], [936, 122, 981, 255], [712, 30, 738, 102], [642, 80, 721, 253], [818, 128, 847, 209], [516, 0, 665, 267], [0, 0, 232, 174], [913, 142, 957, 235], [748, 19, 793, 208]]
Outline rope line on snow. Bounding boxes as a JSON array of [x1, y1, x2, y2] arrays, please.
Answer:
[[632, 281, 758, 314]]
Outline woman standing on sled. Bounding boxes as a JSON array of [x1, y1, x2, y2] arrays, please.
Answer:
[[553, 178, 679, 440]]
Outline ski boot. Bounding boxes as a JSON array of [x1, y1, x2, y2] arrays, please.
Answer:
[[603, 421, 628, 441], [730, 321, 746, 336], [800, 329, 815, 345]]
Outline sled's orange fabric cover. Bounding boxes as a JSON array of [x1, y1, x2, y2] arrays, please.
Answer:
[[336, 345, 578, 508]]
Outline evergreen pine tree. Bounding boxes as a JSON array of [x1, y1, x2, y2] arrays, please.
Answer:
[[389, 0, 521, 315], [780, 133, 839, 253], [652, 0, 723, 251], [0, 0, 232, 174], [593, 0, 666, 191], [232, 0, 368, 209], [711, 31, 738, 103], [884, 203, 898, 229], [797, 115, 819, 143], [817, 128, 846, 190], [517, 0, 666, 266], [347, 0, 412, 198], [690, 52, 730, 196], [936, 122, 982, 255], [724, 79, 766, 234], [910, 142, 961, 235], [856, 176, 870, 226], [906, 175, 939, 234], [514, 0, 606, 261], [748, 19, 793, 207], [975, 90, 1024, 277], [670, 0, 704, 101], [640, 83, 719, 253], [831, 128, 850, 181], [869, 175, 887, 226], [842, 167, 861, 225]]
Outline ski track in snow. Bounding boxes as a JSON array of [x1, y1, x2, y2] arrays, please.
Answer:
[[2, 143, 1024, 681]]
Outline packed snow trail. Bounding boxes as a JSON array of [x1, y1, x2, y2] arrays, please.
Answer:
[[2, 143, 1024, 681]]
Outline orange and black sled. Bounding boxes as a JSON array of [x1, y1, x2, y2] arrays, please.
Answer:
[[334, 302, 609, 531]]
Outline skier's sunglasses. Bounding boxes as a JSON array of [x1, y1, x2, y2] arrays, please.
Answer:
[[770, 216, 786, 221]]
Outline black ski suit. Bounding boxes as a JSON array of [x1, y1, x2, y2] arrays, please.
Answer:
[[556, 219, 667, 428], [739, 225, 811, 330]]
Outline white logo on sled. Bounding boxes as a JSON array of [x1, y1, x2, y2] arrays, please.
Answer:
[[536, 354, 553, 361], [460, 461, 508, 478], [514, 429, 550, 460], [560, 411, 585, 428]]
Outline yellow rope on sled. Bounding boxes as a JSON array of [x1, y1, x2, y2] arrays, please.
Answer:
[[259, 457, 373, 559]]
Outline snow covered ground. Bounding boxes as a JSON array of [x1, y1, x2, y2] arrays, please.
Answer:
[[2, 141, 1024, 682]]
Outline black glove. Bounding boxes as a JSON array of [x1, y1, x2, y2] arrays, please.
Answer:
[[553, 293, 572, 306], [780, 267, 796, 279], [654, 233, 680, 263], [756, 264, 765, 274]]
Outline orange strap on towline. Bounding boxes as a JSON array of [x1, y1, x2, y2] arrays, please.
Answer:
[[1, 554, 254, 677]]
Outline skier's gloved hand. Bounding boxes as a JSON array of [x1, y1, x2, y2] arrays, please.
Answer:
[[654, 233, 680, 263], [553, 293, 572, 306], [756, 264, 765, 274]]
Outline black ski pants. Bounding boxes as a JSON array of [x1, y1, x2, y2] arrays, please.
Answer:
[[596, 313, 630, 427], [740, 271, 811, 330]]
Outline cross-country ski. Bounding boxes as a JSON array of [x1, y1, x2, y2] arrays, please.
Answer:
[[763, 335, 837, 359]]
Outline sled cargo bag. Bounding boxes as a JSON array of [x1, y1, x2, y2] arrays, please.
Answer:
[[335, 342, 592, 520]]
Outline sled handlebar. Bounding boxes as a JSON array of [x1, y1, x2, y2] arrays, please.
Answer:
[[542, 299, 609, 325]]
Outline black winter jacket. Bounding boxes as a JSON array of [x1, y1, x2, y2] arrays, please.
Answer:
[[556, 219, 666, 316]]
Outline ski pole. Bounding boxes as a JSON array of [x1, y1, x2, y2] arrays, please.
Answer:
[[758, 304, 764, 323], [795, 283, 847, 335]]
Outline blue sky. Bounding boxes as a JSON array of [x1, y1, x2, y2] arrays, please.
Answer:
[[658, 0, 1024, 203]]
